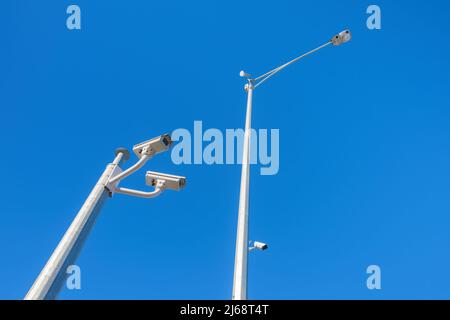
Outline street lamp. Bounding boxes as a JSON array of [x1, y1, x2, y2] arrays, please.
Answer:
[[25, 134, 186, 300], [232, 30, 352, 300]]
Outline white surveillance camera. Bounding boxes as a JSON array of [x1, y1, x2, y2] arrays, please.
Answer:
[[252, 241, 268, 251], [132, 134, 172, 158], [240, 70, 251, 78], [146, 171, 186, 191], [331, 29, 352, 46]]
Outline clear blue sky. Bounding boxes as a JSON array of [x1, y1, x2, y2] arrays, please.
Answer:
[[1, 0, 450, 299]]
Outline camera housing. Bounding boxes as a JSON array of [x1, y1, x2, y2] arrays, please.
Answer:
[[253, 241, 268, 251], [132, 134, 172, 158], [146, 171, 186, 191]]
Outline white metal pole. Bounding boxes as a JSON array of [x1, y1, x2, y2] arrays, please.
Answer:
[[232, 82, 253, 300], [24, 150, 128, 300], [231, 30, 350, 300]]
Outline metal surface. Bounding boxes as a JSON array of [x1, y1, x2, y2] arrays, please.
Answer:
[[25, 134, 187, 300], [232, 31, 350, 300], [25, 151, 127, 300], [232, 83, 253, 300]]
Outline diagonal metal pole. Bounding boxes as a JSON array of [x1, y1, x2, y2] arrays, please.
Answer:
[[24, 149, 129, 300]]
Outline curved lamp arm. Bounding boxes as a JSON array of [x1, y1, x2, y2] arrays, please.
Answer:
[[243, 29, 352, 90], [109, 154, 150, 185], [251, 41, 332, 89], [107, 147, 165, 198], [114, 180, 166, 198]]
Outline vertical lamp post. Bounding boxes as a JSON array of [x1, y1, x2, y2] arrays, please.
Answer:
[[232, 30, 352, 300], [25, 134, 186, 300]]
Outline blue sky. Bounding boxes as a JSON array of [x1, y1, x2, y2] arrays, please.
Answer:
[[1, 0, 450, 299]]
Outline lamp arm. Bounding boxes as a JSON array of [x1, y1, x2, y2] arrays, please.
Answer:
[[113, 186, 164, 198], [109, 154, 150, 185], [252, 41, 332, 89], [114, 179, 166, 198]]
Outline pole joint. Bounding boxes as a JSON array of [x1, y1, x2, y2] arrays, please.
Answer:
[[244, 80, 254, 92]]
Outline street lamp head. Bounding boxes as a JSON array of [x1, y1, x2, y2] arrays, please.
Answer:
[[331, 29, 352, 46]]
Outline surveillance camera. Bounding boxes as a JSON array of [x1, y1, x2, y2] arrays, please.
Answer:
[[239, 70, 251, 78], [253, 241, 268, 251], [331, 29, 352, 46], [146, 171, 186, 191], [132, 134, 172, 158]]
